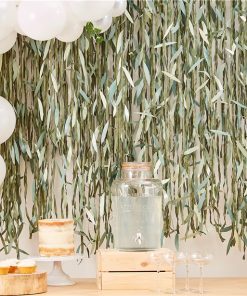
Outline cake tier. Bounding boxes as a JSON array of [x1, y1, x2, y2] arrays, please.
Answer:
[[39, 246, 75, 257], [39, 230, 74, 245], [38, 219, 75, 257], [38, 219, 73, 226]]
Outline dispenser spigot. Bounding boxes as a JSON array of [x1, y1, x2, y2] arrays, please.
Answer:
[[135, 232, 143, 245]]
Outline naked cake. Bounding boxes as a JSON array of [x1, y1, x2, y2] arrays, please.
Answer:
[[38, 219, 74, 257]]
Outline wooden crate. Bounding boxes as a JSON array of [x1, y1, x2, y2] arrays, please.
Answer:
[[97, 248, 175, 291]]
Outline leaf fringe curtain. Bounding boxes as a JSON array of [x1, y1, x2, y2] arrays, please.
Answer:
[[0, 0, 246, 257]]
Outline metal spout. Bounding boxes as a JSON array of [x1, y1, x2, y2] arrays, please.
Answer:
[[135, 232, 143, 245]]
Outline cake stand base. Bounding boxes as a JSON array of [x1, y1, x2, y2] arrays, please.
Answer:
[[48, 261, 75, 286], [32, 255, 82, 287]]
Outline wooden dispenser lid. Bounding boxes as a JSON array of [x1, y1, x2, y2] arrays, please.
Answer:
[[122, 162, 152, 170]]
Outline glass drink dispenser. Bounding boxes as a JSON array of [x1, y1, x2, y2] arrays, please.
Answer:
[[111, 162, 163, 251]]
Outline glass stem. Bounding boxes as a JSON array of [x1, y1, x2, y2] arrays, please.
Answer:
[[185, 263, 189, 292], [199, 265, 203, 294], [172, 262, 176, 294], [157, 269, 161, 294]]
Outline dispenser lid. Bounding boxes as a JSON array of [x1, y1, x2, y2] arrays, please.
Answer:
[[122, 162, 152, 170]]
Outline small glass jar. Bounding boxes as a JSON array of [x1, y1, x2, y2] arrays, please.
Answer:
[[111, 162, 163, 251]]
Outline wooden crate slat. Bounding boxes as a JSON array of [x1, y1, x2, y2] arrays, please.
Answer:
[[98, 248, 173, 272], [101, 271, 174, 290]]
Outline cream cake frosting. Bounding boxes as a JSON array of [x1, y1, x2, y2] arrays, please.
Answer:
[[17, 259, 37, 274], [17, 259, 36, 267], [0, 261, 11, 267], [4, 258, 19, 273], [38, 219, 74, 257]]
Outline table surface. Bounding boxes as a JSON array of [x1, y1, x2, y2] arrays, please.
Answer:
[[45, 278, 247, 296]]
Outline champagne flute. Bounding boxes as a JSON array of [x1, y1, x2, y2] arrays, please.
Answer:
[[163, 250, 175, 294], [149, 251, 163, 294]]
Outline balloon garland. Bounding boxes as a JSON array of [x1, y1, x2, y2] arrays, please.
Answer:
[[0, 155, 6, 185], [0, 0, 126, 177], [0, 97, 16, 186], [0, 0, 126, 176], [0, 0, 127, 54]]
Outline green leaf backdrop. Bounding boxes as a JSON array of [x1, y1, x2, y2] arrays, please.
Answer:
[[0, 0, 246, 257]]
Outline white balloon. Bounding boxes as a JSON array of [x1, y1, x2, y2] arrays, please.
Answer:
[[69, 0, 115, 22], [57, 22, 84, 43], [111, 0, 127, 17], [17, 1, 67, 41], [0, 97, 16, 144], [56, 3, 84, 43], [0, 1, 16, 40], [93, 16, 112, 33], [15, 11, 25, 35], [15, 22, 24, 35], [0, 155, 6, 185], [0, 31, 17, 54]]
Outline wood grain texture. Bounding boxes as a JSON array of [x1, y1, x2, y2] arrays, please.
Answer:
[[97, 248, 174, 290], [45, 278, 247, 296], [97, 248, 174, 271], [101, 271, 173, 290], [0, 272, 47, 295]]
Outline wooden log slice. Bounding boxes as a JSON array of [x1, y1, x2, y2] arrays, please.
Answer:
[[0, 272, 47, 295]]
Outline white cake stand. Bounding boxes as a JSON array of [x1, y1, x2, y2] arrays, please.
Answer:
[[32, 255, 82, 286]]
